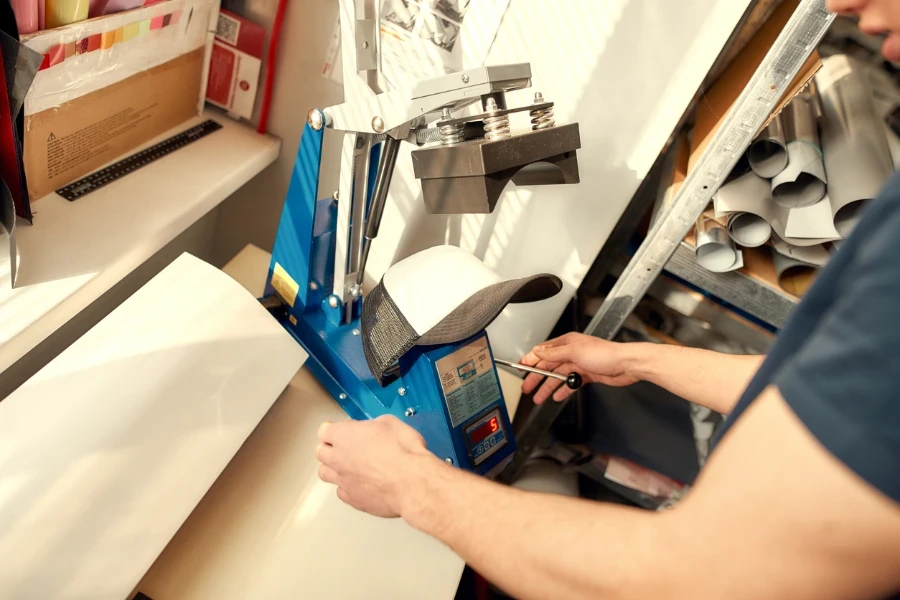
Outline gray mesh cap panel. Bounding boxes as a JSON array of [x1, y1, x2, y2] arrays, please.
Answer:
[[360, 273, 562, 385], [360, 281, 418, 386]]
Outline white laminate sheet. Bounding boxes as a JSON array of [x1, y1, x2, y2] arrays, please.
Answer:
[[136, 245, 526, 600], [0, 253, 307, 600]]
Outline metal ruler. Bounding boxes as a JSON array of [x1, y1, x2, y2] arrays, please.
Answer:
[[503, 0, 835, 484], [56, 119, 223, 201]]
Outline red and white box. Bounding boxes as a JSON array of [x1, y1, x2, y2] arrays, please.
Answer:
[[206, 9, 265, 120]]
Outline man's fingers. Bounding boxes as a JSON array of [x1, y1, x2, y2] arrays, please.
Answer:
[[520, 350, 540, 367], [318, 464, 339, 485], [534, 362, 582, 404], [521, 371, 544, 394], [315, 442, 333, 464], [336, 487, 351, 505], [533, 344, 571, 363], [533, 377, 564, 405], [318, 421, 334, 443], [521, 360, 562, 394], [552, 385, 577, 403]]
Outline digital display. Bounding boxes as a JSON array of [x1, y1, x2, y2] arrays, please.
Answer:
[[469, 416, 500, 445]]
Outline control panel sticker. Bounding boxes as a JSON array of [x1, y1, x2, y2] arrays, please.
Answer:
[[436, 336, 502, 428], [271, 262, 299, 308]]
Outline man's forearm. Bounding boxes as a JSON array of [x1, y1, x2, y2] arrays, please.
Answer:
[[621, 343, 762, 414], [401, 455, 667, 600]]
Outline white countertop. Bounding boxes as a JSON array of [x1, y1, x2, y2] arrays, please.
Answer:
[[136, 245, 524, 600], [0, 109, 280, 375]]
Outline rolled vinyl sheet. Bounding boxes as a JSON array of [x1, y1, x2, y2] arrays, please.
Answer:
[[884, 122, 900, 169], [45, 0, 89, 28], [771, 140, 826, 208], [714, 171, 839, 246], [726, 211, 771, 247], [866, 58, 900, 168], [0, 253, 308, 600], [695, 216, 743, 273], [748, 113, 788, 178], [770, 234, 831, 267], [817, 55, 894, 238], [783, 194, 841, 240], [773, 247, 818, 296], [772, 91, 827, 209]]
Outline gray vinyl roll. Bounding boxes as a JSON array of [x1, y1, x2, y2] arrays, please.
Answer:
[[727, 212, 771, 247], [695, 217, 743, 273], [817, 55, 894, 237], [771, 234, 831, 267], [772, 91, 827, 208], [748, 113, 788, 178], [773, 248, 818, 296]]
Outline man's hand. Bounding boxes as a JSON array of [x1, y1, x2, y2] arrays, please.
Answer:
[[520, 332, 638, 403], [316, 415, 437, 518]]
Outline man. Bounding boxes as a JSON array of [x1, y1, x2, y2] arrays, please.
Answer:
[[316, 1, 900, 597]]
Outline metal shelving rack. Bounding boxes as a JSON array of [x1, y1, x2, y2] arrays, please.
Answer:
[[663, 242, 797, 329], [504, 0, 836, 482]]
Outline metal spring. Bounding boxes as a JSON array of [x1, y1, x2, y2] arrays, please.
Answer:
[[484, 113, 511, 140], [530, 105, 555, 130], [439, 121, 465, 145], [416, 127, 443, 144]]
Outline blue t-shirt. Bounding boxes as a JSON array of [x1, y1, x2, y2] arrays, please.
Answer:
[[714, 173, 900, 572]]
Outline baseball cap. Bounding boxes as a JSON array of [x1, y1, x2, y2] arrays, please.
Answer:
[[361, 245, 562, 385]]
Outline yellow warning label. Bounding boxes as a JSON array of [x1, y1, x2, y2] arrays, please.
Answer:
[[271, 262, 300, 308]]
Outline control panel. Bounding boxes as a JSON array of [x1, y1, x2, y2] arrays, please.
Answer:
[[465, 408, 507, 466], [432, 332, 515, 476], [399, 331, 517, 478]]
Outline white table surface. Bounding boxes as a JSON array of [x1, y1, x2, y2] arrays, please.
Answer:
[[137, 244, 524, 600], [0, 109, 280, 375], [0, 253, 306, 600]]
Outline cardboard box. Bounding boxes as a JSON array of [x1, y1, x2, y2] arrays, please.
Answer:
[[22, 0, 216, 201], [25, 50, 203, 200], [206, 9, 266, 120], [688, 0, 822, 173]]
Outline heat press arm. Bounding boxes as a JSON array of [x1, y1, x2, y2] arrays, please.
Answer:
[[318, 0, 558, 310]]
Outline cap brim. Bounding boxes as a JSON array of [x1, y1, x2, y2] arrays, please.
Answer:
[[416, 273, 562, 347]]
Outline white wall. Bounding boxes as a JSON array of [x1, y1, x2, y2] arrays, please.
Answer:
[[211, 0, 345, 267], [213, 0, 754, 361]]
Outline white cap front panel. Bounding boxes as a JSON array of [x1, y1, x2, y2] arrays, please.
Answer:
[[382, 245, 502, 336]]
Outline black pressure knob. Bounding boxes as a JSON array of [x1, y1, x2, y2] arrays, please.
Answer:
[[566, 372, 582, 390]]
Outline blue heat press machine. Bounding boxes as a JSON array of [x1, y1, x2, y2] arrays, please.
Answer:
[[261, 56, 580, 477]]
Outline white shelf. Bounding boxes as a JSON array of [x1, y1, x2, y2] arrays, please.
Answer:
[[0, 109, 280, 375]]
